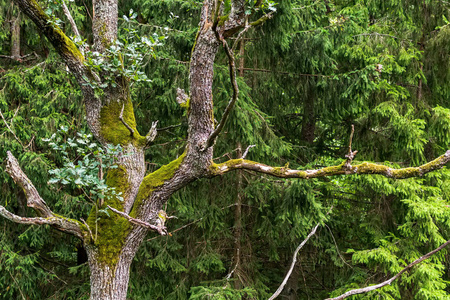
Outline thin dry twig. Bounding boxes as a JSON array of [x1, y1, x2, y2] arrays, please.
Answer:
[[268, 222, 321, 300]]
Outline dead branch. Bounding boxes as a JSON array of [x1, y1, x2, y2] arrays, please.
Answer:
[[4, 151, 84, 238], [107, 205, 167, 235], [269, 221, 321, 299], [61, 0, 82, 43], [325, 238, 450, 300]]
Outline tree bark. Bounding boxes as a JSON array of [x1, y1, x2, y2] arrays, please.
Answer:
[[10, 7, 20, 60]]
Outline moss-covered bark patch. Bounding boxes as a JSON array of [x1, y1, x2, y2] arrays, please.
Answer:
[[130, 151, 187, 218], [100, 98, 144, 146], [85, 165, 131, 267]]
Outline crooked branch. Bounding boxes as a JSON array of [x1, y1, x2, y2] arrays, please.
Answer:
[[326, 238, 450, 300], [210, 150, 450, 179], [107, 205, 167, 235], [269, 221, 321, 299], [204, 16, 239, 150], [3, 151, 84, 238]]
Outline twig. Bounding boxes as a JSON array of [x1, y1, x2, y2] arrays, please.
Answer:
[[352, 32, 400, 40], [157, 124, 182, 132], [325, 238, 450, 300], [268, 221, 322, 300], [119, 103, 135, 136], [107, 205, 167, 235], [80, 218, 94, 242], [324, 224, 352, 268], [242, 144, 255, 158], [61, 1, 82, 42], [344, 125, 357, 169], [146, 218, 203, 241]]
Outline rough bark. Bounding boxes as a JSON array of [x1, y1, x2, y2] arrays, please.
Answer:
[[10, 7, 20, 60]]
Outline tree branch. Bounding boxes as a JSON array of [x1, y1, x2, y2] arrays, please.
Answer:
[[119, 103, 135, 136], [209, 150, 450, 179], [13, 0, 85, 77], [326, 238, 450, 300], [204, 17, 239, 150], [61, 0, 81, 41], [269, 221, 321, 300], [4, 151, 84, 238], [107, 205, 168, 235], [0, 206, 83, 238]]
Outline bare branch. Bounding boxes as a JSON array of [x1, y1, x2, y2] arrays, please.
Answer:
[[326, 238, 450, 300], [269, 221, 321, 299], [210, 150, 450, 179], [242, 144, 255, 158], [62, 0, 84, 54], [119, 103, 135, 136], [6, 151, 53, 217], [344, 125, 357, 169], [107, 205, 167, 235], [81, 218, 94, 242], [4, 152, 84, 238], [0, 206, 82, 238], [61, 0, 82, 43], [204, 19, 239, 150], [0, 109, 24, 149], [270, 207, 333, 299]]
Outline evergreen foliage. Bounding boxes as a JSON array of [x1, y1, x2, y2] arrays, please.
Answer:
[[1, 0, 450, 299]]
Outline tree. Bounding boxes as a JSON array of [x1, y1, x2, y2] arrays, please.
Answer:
[[1, 0, 450, 299]]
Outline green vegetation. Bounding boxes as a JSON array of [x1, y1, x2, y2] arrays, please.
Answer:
[[1, 0, 450, 299]]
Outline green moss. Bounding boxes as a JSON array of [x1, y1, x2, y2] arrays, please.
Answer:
[[31, 0, 84, 62], [218, 14, 229, 26], [100, 98, 144, 146], [356, 162, 390, 174], [130, 151, 187, 218], [85, 165, 131, 267], [180, 97, 190, 109], [314, 162, 345, 177]]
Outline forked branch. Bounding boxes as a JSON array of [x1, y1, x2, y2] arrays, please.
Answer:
[[210, 150, 450, 179], [326, 238, 450, 300], [3, 151, 84, 238]]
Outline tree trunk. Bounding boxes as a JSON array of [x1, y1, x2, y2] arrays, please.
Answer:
[[86, 248, 133, 300], [10, 6, 20, 60], [301, 89, 315, 144]]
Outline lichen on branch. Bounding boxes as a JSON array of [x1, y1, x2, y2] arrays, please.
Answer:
[[210, 150, 450, 179]]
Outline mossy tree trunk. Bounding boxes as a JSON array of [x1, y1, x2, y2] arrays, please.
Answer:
[[4, 0, 450, 299]]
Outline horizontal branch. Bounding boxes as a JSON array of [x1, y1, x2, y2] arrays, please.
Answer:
[[326, 238, 450, 300], [209, 150, 450, 179], [107, 206, 167, 235], [0, 206, 83, 238]]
